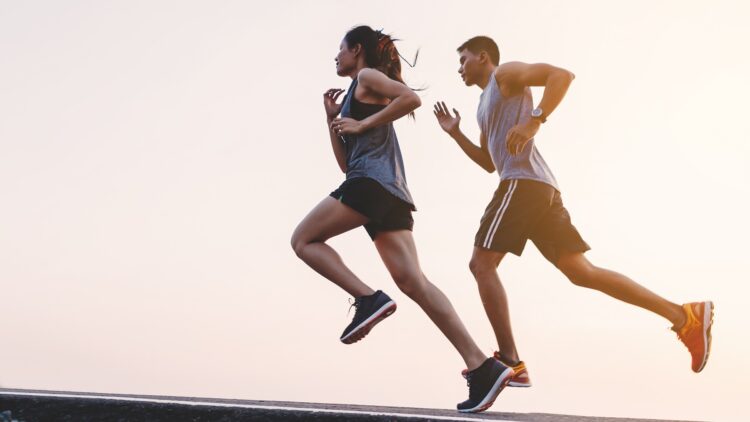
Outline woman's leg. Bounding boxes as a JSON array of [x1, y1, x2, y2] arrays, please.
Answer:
[[291, 197, 373, 297], [373, 230, 487, 371]]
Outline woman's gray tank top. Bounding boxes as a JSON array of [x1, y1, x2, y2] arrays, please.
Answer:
[[339, 77, 416, 209]]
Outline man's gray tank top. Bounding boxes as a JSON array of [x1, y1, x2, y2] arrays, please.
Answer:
[[340, 76, 416, 209], [477, 71, 559, 191]]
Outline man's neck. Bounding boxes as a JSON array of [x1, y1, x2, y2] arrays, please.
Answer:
[[477, 66, 498, 90]]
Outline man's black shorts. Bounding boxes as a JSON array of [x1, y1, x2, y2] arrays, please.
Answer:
[[330, 177, 414, 241], [475, 179, 590, 264]]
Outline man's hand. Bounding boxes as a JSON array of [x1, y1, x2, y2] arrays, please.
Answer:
[[433, 101, 461, 136], [330, 117, 367, 136], [324, 88, 345, 120], [505, 119, 541, 156]]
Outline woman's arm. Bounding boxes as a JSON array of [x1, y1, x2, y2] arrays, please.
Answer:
[[323, 88, 348, 173], [327, 116, 347, 173], [330, 68, 421, 136]]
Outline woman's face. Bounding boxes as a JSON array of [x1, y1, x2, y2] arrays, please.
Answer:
[[335, 39, 359, 77]]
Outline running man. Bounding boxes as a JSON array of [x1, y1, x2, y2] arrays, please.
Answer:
[[433, 36, 713, 385], [291, 27, 513, 412]]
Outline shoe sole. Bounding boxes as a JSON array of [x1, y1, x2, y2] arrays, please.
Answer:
[[460, 371, 531, 388], [695, 301, 714, 372], [457, 367, 514, 413], [508, 380, 532, 388], [340, 301, 397, 344]]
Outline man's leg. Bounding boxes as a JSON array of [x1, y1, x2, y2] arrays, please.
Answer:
[[468, 246, 521, 366], [554, 251, 714, 372], [555, 251, 685, 328], [533, 189, 713, 372]]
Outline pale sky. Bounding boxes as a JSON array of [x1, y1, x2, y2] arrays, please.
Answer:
[[1, 1, 749, 421]]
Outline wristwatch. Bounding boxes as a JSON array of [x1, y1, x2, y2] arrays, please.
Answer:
[[531, 107, 546, 123]]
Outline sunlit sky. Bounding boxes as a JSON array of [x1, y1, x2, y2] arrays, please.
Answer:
[[1, 1, 749, 421]]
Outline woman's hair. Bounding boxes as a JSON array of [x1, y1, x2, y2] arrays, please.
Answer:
[[344, 25, 419, 118], [344, 25, 417, 88]]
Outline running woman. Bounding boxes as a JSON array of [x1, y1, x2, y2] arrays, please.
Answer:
[[291, 26, 513, 413], [433, 36, 713, 386]]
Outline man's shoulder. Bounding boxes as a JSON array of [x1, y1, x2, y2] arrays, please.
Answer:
[[495, 61, 530, 77], [494, 62, 529, 96]]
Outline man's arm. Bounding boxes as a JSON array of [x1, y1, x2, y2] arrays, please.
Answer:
[[497, 61, 575, 156], [433, 101, 495, 173], [496, 61, 575, 120]]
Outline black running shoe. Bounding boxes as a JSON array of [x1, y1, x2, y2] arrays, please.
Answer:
[[339, 290, 397, 344], [457, 357, 514, 413]]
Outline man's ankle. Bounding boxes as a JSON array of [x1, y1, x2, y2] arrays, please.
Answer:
[[497, 352, 520, 367], [671, 305, 687, 331]]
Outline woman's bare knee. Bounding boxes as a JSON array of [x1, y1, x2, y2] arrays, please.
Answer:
[[291, 197, 366, 258], [291, 236, 306, 258], [392, 271, 425, 298], [291, 224, 314, 258]]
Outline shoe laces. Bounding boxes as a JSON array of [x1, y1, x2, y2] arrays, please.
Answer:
[[675, 309, 701, 347], [464, 370, 474, 388], [464, 370, 483, 399], [347, 297, 364, 318]]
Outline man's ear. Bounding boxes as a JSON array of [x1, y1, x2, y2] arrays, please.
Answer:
[[479, 51, 488, 64]]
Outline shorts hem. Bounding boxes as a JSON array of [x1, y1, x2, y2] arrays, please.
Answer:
[[473, 242, 525, 256]]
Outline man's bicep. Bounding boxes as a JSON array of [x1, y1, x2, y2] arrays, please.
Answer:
[[497, 62, 558, 87]]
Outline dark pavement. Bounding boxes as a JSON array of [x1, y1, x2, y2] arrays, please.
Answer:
[[0, 388, 699, 422]]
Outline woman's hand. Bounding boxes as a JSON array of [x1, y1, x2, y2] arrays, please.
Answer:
[[323, 88, 345, 120], [330, 117, 367, 136]]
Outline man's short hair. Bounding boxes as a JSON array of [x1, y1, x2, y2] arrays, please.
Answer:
[[457, 36, 500, 65]]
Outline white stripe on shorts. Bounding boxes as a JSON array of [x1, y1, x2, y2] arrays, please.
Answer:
[[483, 179, 518, 249]]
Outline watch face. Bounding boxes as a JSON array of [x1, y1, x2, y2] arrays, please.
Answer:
[[531, 108, 543, 118]]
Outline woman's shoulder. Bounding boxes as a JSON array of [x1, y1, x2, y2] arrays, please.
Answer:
[[356, 68, 388, 86]]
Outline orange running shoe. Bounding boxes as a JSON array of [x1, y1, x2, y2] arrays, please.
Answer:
[[493, 352, 532, 387], [675, 301, 714, 373], [462, 352, 532, 388]]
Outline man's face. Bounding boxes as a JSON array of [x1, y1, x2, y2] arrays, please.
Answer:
[[457, 48, 482, 86]]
